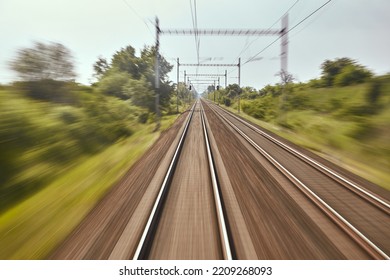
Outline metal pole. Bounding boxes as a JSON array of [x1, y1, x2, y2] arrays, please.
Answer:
[[281, 13, 288, 75], [238, 58, 241, 113], [184, 70, 186, 85], [218, 77, 220, 105], [155, 17, 160, 130], [225, 70, 227, 88], [177, 58, 179, 113], [213, 80, 216, 103]]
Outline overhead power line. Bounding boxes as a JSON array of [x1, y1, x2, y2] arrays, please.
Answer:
[[121, 0, 153, 37], [245, 0, 332, 65], [189, 0, 200, 65], [233, 0, 300, 63]]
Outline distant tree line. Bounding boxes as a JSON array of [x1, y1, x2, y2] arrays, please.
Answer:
[[9, 41, 176, 115]]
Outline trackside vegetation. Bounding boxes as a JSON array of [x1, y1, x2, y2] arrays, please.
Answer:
[[0, 41, 192, 259], [206, 58, 390, 190]]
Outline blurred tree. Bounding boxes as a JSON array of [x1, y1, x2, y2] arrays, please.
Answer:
[[334, 64, 372, 86], [123, 77, 154, 111], [207, 85, 215, 93], [366, 78, 382, 104], [226, 84, 241, 98], [278, 69, 295, 85], [93, 56, 109, 80], [139, 45, 173, 88], [95, 44, 174, 112], [241, 86, 258, 99], [10, 41, 76, 81], [9, 41, 77, 102], [321, 58, 372, 86], [98, 71, 132, 99], [110, 46, 141, 79]]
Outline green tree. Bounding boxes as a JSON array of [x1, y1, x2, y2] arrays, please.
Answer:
[[321, 57, 372, 86], [139, 46, 173, 88], [334, 64, 372, 86], [10, 41, 76, 81], [95, 44, 174, 112], [110, 46, 142, 79], [93, 56, 109, 80], [123, 77, 155, 111], [207, 85, 216, 93], [241, 86, 258, 99], [98, 71, 131, 99], [9, 41, 77, 102], [226, 84, 241, 98]]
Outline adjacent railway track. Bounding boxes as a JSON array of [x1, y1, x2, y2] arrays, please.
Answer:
[[132, 101, 233, 260], [203, 99, 390, 259]]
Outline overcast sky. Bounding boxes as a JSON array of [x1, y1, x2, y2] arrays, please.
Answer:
[[1, 0, 390, 90]]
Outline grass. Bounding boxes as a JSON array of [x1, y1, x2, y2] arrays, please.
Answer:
[[0, 106, 179, 259], [218, 81, 390, 190]]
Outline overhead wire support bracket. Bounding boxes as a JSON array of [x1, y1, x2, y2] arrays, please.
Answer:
[[185, 73, 226, 77], [180, 63, 238, 67], [161, 29, 281, 36]]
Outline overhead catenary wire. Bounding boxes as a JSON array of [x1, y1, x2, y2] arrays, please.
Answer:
[[189, 0, 200, 66], [233, 0, 300, 63], [121, 0, 154, 37], [244, 0, 333, 65]]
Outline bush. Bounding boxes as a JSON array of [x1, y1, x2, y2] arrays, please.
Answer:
[[307, 78, 325, 88], [366, 79, 382, 104], [0, 89, 139, 210], [15, 80, 77, 104], [334, 65, 372, 86], [138, 112, 149, 124], [98, 72, 131, 99], [286, 92, 309, 110]]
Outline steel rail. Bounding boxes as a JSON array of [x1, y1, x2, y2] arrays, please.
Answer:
[[213, 102, 390, 214], [132, 103, 196, 260], [200, 102, 233, 260], [133, 101, 233, 259], [204, 100, 389, 260]]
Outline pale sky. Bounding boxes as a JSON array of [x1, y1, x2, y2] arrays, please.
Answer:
[[1, 0, 390, 90]]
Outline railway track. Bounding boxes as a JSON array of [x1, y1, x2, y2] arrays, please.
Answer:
[[52, 97, 389, 260], [203, 99, 390, 259], [132, 100, 233, 260]]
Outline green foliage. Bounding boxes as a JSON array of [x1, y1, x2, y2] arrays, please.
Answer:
[[241, 95, 277, 121], [98, 71, 131, 99], [9, 41, 76, 82], [123, 77, 154, 111], [366, 78, 382, 104], [321, 57, 372, 86], [241, 86, 259, 99], [14, 80, 78, 103], [9, 41, 78, 103], [226, 84, 241, 99], [111, 46, 142, 79], [94, 45, 174, 112], [0, 89, 145, 211], [286, 91, 310, 110], [334, 64, 372, 86], [307, 78, 325, 88], [93, 56, 109, 80], [259, 84, 282, 96]]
